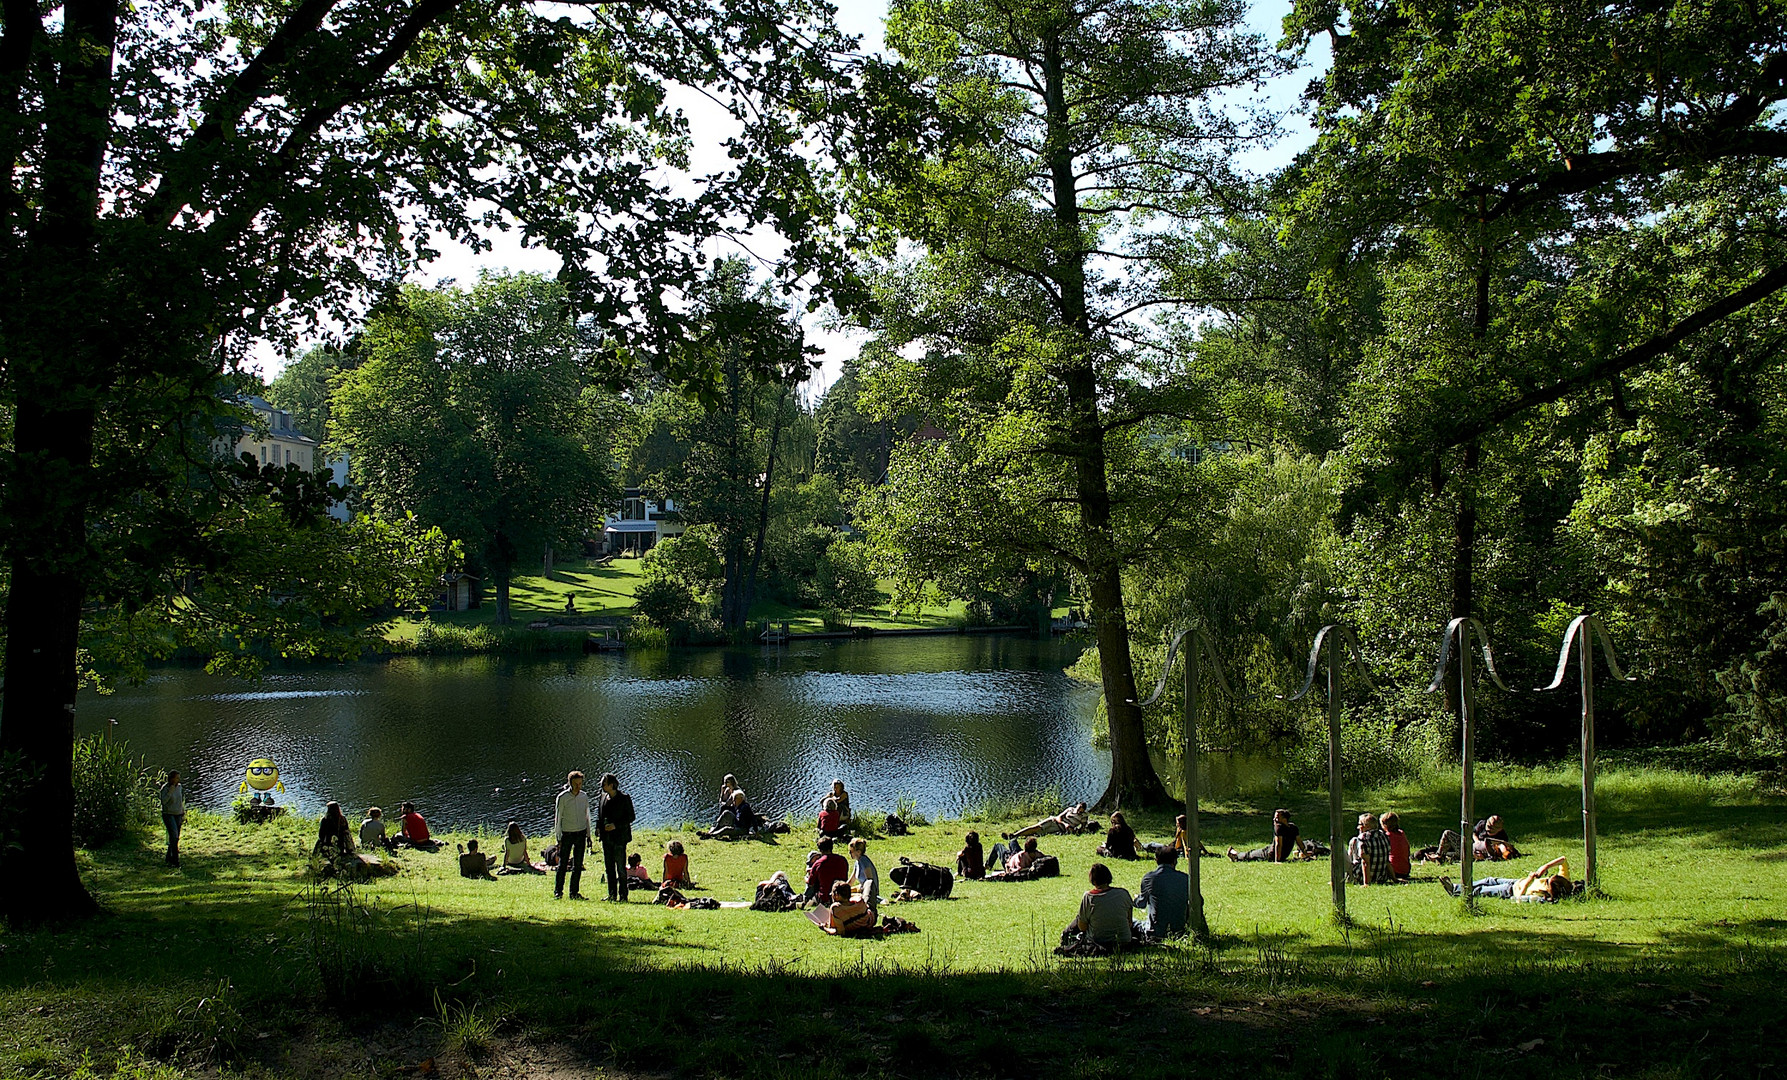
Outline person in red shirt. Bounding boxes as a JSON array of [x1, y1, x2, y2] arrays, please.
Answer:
[[818, 799, 845, 838], [1381, 811, 1412, 881], [662, 840, 692, 887], [801, 837, 848, 907], [398, 801, 438, 850]]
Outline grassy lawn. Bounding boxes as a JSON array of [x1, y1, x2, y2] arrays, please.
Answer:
[[4, 763, 1785, 1078], [384, 559, 987, 642]]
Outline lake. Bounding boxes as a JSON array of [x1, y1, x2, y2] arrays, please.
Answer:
[[75, 635, 1110, 832]]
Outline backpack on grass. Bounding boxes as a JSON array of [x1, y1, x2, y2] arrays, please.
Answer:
[[889, 857, 954, 898]]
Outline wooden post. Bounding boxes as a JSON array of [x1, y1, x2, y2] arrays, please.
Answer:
[[1184, 640, 1207, 939], [1457, 625, 1476, 905], [1579, 627, 1598, 889], [1327, 640, 1346, 919]]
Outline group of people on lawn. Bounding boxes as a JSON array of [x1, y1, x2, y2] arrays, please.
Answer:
[[180, 760, 1572, 945]]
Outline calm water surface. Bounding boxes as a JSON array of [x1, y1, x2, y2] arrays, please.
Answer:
[[75, 636, 1109, 832]]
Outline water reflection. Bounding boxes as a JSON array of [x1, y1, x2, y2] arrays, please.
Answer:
[[77, 636, 1108, 833]]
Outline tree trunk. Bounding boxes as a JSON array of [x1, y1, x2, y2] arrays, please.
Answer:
[[0, 408, 101, 924], [0, 0, 118, 923], [494, 565, 512, 625], [1041, 29, 1169, 810], [739, 384, 791, 629]]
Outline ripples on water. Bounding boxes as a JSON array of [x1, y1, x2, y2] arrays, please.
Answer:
[[76, 636, 1108, 833]]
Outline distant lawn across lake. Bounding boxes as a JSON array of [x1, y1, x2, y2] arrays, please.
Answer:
[[383, 556, 988, 642], [5, 763, 1784, 1078]]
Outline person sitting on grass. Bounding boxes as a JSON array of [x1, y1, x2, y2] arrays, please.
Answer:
[[1143, 814, 1206, 859], [1229, 808, 1300, 862], [1061, 862, 1134, 950], [801, 837, 849, 907], [956, 831, 986, 881], [624, 852, 656, 891], [662, 840, 693, 888], [1096, 811, 1141, 860], [1381, 811, 1412, 881], [359, 807, 394, 852], [314, 801, 356, 858], [1133, 848, 1190, 939], [702, 790, 761, 840], [1474, 815, 1522, 861], [820, 779, 852, 827], [1442, 856, 1574, 901], [828, 879, 875, 935], [457, 839, 496, 879], [1348, 813, 1393, 885], [1003, 801, 1089, 840], [396, 801, 440, 851], [716, 774, 738, 816], [848, 837, 880, 919], [818, 798, 847, 839], [498, 821, 543, 874]]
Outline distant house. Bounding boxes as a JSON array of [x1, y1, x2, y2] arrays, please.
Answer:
[[601, 488, 685, 556], [218, 395, 352, 520], [437, 572, 480, 612], [231, 396, 318, 470]]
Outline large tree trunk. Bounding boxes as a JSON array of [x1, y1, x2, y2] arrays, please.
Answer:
[[1, 407, 102, 923], [494, 565, 512, 624], [738, 384, 791, 630], [1042, 30, 1169, 810], [0, 0, 118, 923]]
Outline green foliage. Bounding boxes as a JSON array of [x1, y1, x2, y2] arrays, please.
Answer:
[[302, 878, 437, 1010], [631, 577, 705, 643], [266, 346, 358, 445], [71, 736, 155, 849], [332, 273, 620, 626], [434, 991, 500, 1055]]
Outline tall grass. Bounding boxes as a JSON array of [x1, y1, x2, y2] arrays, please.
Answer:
[[408, 620, 583, 656], [958, 786, 1064, 823], [71, 735, 156, 848]]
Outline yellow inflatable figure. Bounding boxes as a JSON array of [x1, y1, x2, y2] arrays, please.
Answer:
[[239, 758, 286, 797]]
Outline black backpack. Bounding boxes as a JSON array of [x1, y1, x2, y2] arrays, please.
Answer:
[[884, 813, 910, 836], [1031, 854, 1061, 877], [890, 857, 954, 898]]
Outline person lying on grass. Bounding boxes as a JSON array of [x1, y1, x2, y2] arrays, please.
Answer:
[[662, 840, 693, 888], [1142, 814, 1210, 859], [1004, 802, 1089, 839], [1061, 862, 1134, 949], [1442, 856, 1575, 901], [956, 831, 986, 881], [1097, 811, 1141, 860], [1229, 808, 1301, 862]]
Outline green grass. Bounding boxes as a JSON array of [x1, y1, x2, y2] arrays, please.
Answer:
[[6, 763, 1785, 1078], [384, 559, 993, 642]]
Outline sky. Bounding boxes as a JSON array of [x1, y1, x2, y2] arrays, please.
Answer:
[[254, 0, 1326, 401]]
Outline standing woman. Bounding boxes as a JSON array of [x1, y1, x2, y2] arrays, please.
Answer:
[[158, 770, 186, 867], [597, 772, 636, 902]]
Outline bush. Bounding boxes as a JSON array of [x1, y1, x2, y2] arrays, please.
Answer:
[[1280, 703, 1447, 791], [72, 735, 155, 848]]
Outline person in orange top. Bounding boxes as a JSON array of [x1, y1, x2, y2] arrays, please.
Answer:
[[1381, 811, 1412, 881], [662, 839, 692, 887]]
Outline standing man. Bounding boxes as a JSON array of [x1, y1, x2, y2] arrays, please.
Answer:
[[554, 771, 591, 900], [596, 772, 636, 902], [158, 770, 186, 867]]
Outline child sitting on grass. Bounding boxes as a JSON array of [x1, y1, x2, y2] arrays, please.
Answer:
[[625, 852, 657, 891]]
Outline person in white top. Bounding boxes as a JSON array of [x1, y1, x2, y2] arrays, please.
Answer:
[[157, 770, 186, 867], [554, 771, 592, 899], [359, 807, 389, 851]]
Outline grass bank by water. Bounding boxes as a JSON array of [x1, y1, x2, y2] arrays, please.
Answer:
[[5, 763, 1785, 1078], [379, 558, 988, 651]]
